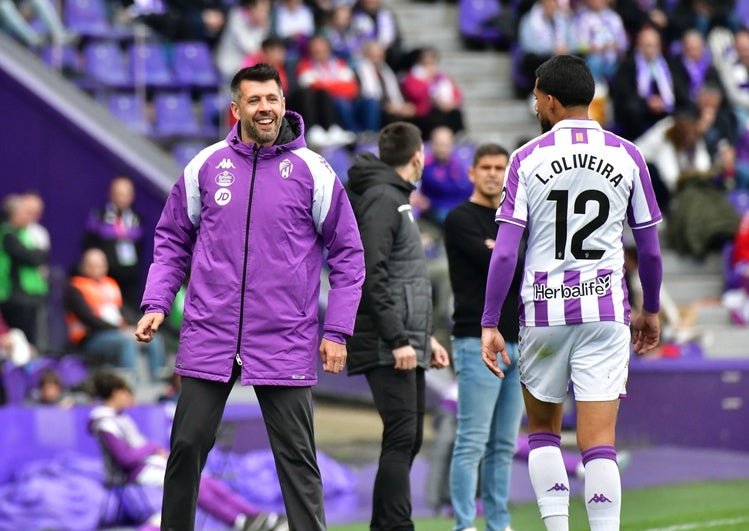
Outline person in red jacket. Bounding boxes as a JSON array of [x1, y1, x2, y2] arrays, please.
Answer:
[[401, 46, 465, 139], [292, 34, 359, 145]]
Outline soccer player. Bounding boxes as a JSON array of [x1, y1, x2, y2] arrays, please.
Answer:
[[481, 55, 662, 531]]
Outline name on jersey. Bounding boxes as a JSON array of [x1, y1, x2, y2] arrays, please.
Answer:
[[535, 154, 623, 187], [534, 274, 611, 301]]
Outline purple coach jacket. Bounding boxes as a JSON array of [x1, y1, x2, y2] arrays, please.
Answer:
[[141, 111, 364, 386]]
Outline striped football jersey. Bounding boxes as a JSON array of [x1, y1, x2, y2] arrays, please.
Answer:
[[497, 119, 661, 326]]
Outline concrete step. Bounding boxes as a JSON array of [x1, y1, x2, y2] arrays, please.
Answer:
[[661, 249, 725, 276], [392, 2, 460, 51], [694, 304, 733, 326], [663, 274, 725, 305], [697, 324, 749, 358]]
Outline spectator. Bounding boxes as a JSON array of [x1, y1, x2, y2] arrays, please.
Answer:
[[0, 0, 76, 47], [416, 126, 473, 226], [20, 192, 50, 351], [88, 371, 288, 530], [401, 46, 465, 139], [271, 0, 315, 62], [322, 3, 365, 64], [573, 0, 628, 82], [0, 194, 49, 348], [691, 82, 738, 163], [214, 0, 272, 84], [133, 0, 224, 45], [65, 248, 166, 383], [351, 0, 404, 71], [242, 36, 290, 94], [0, 307, 34, 369], [635, 111, 713, 213], [30, 368, 85, 407], [615, 0, 671, 40], [83, 177, 144, 317], [294, 34, 359, 144], [673, 0, 741, 37], [354, 39, 415, 133], [612, 25, 684, 140], [714, 28, 749, 127], [671, 29, 724, 102], [345, 121, 450, 531], [517, 0, 572, 94]]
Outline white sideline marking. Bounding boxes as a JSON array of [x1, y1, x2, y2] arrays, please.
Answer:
[[646, 516, 749, 530]]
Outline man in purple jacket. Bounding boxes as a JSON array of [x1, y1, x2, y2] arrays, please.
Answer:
[[135, 63, 365, 531]]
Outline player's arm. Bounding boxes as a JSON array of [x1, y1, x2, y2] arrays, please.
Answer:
[[631, 224, 662, 354]]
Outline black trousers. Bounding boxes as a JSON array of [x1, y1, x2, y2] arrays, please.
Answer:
[[161, 363, 326, 530], [364, 366, 426, 531]]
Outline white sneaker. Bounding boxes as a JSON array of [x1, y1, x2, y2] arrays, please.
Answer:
[[306, 125, 328, 147], [327, 124, 357, 145]]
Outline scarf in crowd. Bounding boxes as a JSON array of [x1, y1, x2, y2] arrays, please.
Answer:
[[681, 52, 712, 99], [636, 51, 675, 111], [527, 3, 568, 51]]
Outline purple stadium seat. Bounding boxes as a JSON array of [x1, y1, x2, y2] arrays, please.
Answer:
[[320, 146, 353, 183], [55, 355, 89, 388], [83, 41, 132, 88], [728, 190, 749, 217], [458, 0, 505, 47], [200, 91, 224, 138], [128, 42, 176, 88], [24, 357, 60, 392], [453, 143, 476, 173], [172, 141, 205, 168], [2, 364, 28, 405], [106, 92, 151, 135], [41, 44, 81, 74], [151, 90, 201, 138], [173, 41, 220, 90], [64, 0, 130, 39]]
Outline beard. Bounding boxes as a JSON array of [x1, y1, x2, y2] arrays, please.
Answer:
[[243, 113, 281, 145], [538, 113, 553, 134]]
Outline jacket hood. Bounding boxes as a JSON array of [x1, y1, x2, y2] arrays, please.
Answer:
[[347, 152, 415, 197], [225, 110, 306, 159]]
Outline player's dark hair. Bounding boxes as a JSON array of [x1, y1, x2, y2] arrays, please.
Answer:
[[231, 63, 283, 101], [535, 55, 595, 108], [472, 143, 509, 167], [378, 121, 424, 168]]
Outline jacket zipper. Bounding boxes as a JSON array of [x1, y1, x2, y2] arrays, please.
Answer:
[[235, 145, 260, 367]]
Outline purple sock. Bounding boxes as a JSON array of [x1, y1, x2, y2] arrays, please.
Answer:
[[581, 445, 617, 466], [528, 432, 562, 451]]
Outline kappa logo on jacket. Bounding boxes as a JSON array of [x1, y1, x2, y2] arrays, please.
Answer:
[[215, 158, 236, 170], [279, 158, 293, 179]]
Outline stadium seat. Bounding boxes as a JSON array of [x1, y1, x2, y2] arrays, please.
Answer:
[[128, 41, 176, 89], [105, 92, 151, 135], [172, 41, 220, 90], [200, 91, 224, 138], [172, 141, 205, 168], [458, 0, 509, 48], [151, 90, 201, 138], [1, 363, 28, 405], [64, 0, 131, 39], [83, 41, 133, 89], [319, 146, 352, 184], [41, 44, 82, 75]]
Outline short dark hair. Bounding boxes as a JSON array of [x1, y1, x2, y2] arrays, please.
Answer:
[[92, 371, 131, 400], [231, 63, 283, 102], [472, 143, 509, 166], [535, 55, 594, 108], [378, 122, 423, 167]]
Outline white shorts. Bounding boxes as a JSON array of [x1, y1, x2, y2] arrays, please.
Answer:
[[518, 322, 630, 403]]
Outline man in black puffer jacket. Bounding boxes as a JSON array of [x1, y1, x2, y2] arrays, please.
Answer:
[[346, 121, 450, 531]]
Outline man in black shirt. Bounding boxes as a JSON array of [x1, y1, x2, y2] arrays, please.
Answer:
[[444, 143, 525, 531]]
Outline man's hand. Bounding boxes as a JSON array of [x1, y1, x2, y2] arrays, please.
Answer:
[[320, 338, 347, 374], [632, 310, 660, 355], [393, 344, 417, 370], [481, 326, 510, 378], [135, 313, 165, 343], [429, 335, 450, 368]]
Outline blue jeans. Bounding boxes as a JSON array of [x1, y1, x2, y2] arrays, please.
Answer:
[[84, 328, 166, 382], [449, 337, 523, 531]]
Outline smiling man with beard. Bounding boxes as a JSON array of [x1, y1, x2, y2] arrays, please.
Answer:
[[135, 63, 364, 531]]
